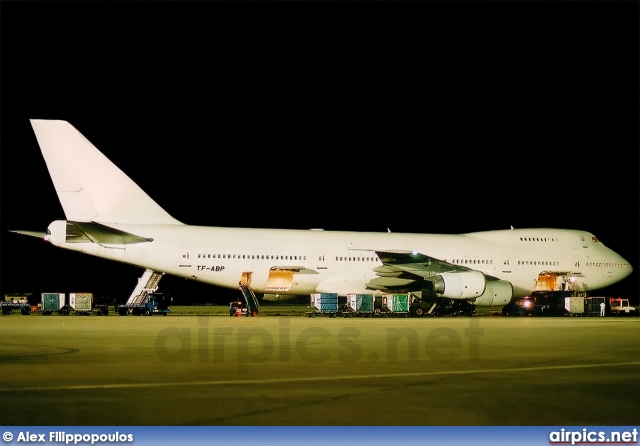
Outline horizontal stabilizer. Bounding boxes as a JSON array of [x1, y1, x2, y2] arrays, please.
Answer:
[[66, 221, 152, 244], [9, 230, 46, 239]]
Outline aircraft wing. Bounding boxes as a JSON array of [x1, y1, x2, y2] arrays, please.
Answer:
[[367, 250, 470, 291]]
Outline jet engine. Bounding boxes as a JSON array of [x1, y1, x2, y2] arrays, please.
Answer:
[[472, 279, 513, 306], [428, 271, 487, 299]]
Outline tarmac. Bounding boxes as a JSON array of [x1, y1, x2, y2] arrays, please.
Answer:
[[0, 312, 639, 426]]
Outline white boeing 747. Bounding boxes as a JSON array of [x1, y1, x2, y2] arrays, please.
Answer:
[[11, 120, 633, 314]]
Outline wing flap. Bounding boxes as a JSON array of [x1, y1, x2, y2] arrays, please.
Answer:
[[375, 250, 466, 278], [367, 250, 472, 292], [366, 277, 417, 289]]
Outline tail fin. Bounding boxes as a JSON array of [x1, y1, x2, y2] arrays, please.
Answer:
[[30, 120, 182, 225]]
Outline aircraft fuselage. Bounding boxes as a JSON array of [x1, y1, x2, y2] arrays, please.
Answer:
[[44, 221, 632, 304]]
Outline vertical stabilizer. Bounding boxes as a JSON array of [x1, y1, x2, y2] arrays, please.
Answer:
[[30, 120, 182, 225]]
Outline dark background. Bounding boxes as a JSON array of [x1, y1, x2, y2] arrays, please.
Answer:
[[2, 1, 638, 305]]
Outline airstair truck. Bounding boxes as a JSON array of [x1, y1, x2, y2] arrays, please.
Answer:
[[118, 292, 172, 316]]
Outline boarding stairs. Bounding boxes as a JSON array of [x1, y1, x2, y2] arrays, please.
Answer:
[[126, 269, 165, 306], [239, 285, 260, 316]]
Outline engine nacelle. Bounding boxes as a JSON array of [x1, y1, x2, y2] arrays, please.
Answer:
[[472, 280, 513, 306], [430, 271, 486, 299]]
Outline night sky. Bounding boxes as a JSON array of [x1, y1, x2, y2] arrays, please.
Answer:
[[2, 1, 638, 305]]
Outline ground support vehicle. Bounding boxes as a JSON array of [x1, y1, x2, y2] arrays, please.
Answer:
[[502, 293, 637, 317], [608, 297, 637, 316], [1, 300, 32, 315], [91, 296, 114, 316], [377, 293, 410, 317], [404, 293, 475, 317], [40, 293, 71, 315], [584, 296, 605, 316], [307, 293, 339, 317], [501, 296, 536, 316], [239, 285, 259, 316], [69, 292, 93, 315], [38, 292, 111, 316], [118, 292, 172, 316], [228, 286, 260, 316], [442, 300, 475, 316], [564, 296, 586, 316], [501, 293, 582, 316], [229, 300, 249, 317], [342, 293, 375, 317], [92, 305, 110, 316]]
